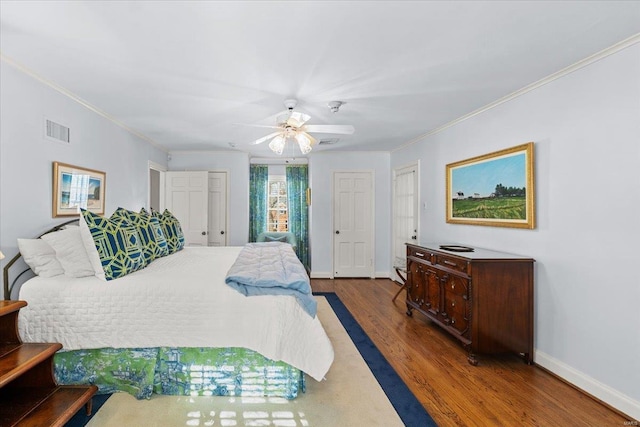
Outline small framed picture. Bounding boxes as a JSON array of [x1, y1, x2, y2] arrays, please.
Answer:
[[52, 161, 106, 217]]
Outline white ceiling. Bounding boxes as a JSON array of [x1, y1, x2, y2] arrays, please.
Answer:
[[1, 1, 639, 157]]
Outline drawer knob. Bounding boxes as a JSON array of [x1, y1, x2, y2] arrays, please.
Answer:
[[415, 252, 425, 257], [451, 301, 455, 307], [451, 284, 455, 290], [451, 318, 456, 325]]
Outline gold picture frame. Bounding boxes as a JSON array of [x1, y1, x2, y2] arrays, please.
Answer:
[[446, 142, 535, 229], [52, 161, 106, 217]]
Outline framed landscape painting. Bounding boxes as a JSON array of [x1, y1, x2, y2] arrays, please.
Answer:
[[446, 142, 535, 229], [52, 161, 106, 217]]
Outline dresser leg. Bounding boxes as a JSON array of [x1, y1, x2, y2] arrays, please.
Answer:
[[467, 353, 479, 366], [406, 305, 413, 317], [523, 353, 533, 365]]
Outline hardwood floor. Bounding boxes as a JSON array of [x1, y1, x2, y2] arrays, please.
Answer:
[[311, 278, 632, 426]]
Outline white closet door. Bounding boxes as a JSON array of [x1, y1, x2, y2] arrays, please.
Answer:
[[333, 171, 374, 278], [208, 172, 227, 246], [165, 171, 209, 246]]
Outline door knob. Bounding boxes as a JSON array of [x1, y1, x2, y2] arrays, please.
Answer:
[[220, 231, 225, 235], [335, 230, 340, 234], [201, 231, 207, 235]]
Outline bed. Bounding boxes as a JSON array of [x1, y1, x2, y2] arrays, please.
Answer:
[[3, 216, 334, 400]]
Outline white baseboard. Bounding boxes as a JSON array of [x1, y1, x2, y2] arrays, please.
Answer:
[[535, 350, 639, 421], [310, 272, 332, 279], [310, 271, 392, 279]]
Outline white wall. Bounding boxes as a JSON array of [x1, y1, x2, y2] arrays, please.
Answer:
[[0, 61, 168, 296], [391, 43, 640, 418], [308, 151, 391, 277], [167, 151, 250, 246]]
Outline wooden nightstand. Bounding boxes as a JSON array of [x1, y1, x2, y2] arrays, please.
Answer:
[[0, 300, 98, 426]]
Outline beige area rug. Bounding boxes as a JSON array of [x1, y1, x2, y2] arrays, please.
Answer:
[[87, 297, 404, 426]]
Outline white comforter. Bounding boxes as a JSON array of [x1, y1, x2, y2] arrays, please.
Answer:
[[18, 246, 334, 381]]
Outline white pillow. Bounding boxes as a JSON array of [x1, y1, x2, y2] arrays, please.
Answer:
[[41, 227, 95, 278], [17, 238, 65, 277], [79, 214, 106, 280]]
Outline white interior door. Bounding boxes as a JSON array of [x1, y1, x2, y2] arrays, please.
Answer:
[[208, 171, 227, 246], [333, 171, 373, 278], [392, 163, 419, 278], [165, 171, 208, 246]]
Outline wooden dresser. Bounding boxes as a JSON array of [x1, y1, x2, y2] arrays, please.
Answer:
[[0, 300, 98, 426], [405, 243, 534, 365]]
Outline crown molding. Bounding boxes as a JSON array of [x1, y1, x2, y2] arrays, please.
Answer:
[[310, 150, 391, 156], [394, 33, 640, 152], [1, 53, 168, 153], [169, 149, 248, 155]]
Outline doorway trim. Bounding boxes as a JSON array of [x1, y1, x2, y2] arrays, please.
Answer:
[[148, 160, 167, 212], [391, 160, 420, 283]]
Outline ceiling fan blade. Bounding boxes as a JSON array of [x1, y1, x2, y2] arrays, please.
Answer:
[[253, 131, 282, 145], [235, 123, 282, 130], [302, 124, 355, 135]]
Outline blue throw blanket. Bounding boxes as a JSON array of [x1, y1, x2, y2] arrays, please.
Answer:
[[225, 242, 317, 317]]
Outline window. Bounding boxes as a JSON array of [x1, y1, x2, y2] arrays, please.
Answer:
[[268, 176, 288, 232]]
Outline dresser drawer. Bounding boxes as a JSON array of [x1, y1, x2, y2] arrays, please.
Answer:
[[435, 254, 468, 275], [407, 246, 434, 262]]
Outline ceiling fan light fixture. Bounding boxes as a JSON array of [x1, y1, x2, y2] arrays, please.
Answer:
[[253, 98, 353, 155], [296, 133, 312, 154], [268, 135, 285, 155]]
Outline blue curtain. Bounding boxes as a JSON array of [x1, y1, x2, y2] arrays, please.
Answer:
[[286, 165, 309, 270], [249, 165, 268, 242]]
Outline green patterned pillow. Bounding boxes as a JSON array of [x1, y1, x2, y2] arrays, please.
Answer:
[[153, 209, 185, 253], [110, 207, 135, 223], [110, 208, 169, 263], [81, 209, 146, 280], [136, 210, 169, 259]]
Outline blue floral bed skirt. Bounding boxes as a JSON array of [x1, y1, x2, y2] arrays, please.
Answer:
[[54, 347, 305, 400]]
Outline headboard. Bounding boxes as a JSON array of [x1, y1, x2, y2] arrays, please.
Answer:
[[3, 218, 79, 300]]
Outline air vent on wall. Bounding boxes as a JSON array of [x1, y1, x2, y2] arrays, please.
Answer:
[[44, 118, 70, 143], [318, 138, 339, 145]]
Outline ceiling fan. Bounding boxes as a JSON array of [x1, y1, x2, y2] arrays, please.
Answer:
[[251, 99, 355, 155]]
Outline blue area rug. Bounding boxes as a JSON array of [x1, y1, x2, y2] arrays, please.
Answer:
[[317, 292, 436, 427], [66, 292, 436, 426]]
